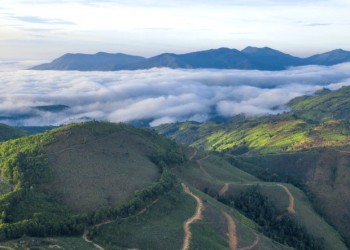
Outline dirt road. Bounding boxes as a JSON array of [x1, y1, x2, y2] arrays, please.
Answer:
[[238, 234, 259, 250], [189, 148, 197, 160], [181, 183, 204, 250], [0, 246, 15, 250], [277, 184, 295, 214], [222, 211, 238, 250], [219, 183, 229, 196], [196, 156, 212, 178], [82, 229, 105, 250]]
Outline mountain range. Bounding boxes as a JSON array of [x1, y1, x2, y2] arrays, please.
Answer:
[[31, 47, 350, 71]]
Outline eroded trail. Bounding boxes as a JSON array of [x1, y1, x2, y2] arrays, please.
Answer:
[[181, 183, 204, 250], [277, 184, 295, 214], [332, 148, 350, 154], [238, 234, 259, 250], [222, 211, 238, 250], [189, 148, 197, 160], [219, 183, 229, 196], [82, 229, 105, 250], [0, 246, 15, 250], [196, 156, 211, 178]]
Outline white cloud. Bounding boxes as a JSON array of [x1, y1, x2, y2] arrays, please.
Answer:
[[1, 63, 350, 126], [0, 0, 350, 59]]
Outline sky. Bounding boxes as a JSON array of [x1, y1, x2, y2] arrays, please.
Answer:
[[1, 63, 350, 127], [1, 0, 350, 60]]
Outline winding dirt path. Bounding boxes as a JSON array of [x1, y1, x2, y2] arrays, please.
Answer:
[[222, 211, 238, 250], [181, 183, 204, 250], [238, 234, 259, 250], [189, 148, 197, 160], [0, 246, 15, 250], [277, 184, 295, 214], [332, 148, 350, 154], [82, 229, 105, 250], [219, 183, 229, 196], [196, 156, 211, 178]]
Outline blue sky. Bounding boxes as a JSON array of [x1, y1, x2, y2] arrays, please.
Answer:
[[1, 0, 350, 59]]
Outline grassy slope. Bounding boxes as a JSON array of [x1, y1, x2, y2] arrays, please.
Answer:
[[175, 152, 347, 250], [156, 87, 350, 248], [289, 86, 350, 122], [0, 236, 96, 250], [157, 116, 350, 154], [0, 123, 26, 142], [157, 87, 350, 154], [91, 183, 288, 250], [0, 121, 183, 241], [238, 148, 350, 246], [41, 123, 162, 213], [91, 185, 196, 250]]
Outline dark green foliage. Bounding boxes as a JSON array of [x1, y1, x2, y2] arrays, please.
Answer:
[[227, 155, 305, 189], [0, 124, 27, 142], [220, 186, 325, 250]]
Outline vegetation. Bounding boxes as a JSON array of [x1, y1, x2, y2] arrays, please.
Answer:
[[0, 124, 27, 142], [236, 149, 350, 248], [289, 86, 350, 122], [0, 121, 183, 242], [220, 186, 324, 250], [156, 87, 350, 154]]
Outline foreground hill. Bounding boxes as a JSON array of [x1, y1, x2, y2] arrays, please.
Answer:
[[0, 121, 183, 240], [0, 121, 345, 249], [31, 47, 350, 71]]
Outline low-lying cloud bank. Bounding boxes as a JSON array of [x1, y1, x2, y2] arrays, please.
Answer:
[[1, 63, 350, 126]]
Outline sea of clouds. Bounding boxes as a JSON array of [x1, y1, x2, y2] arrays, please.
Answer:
[[1, 62, 350, 127]]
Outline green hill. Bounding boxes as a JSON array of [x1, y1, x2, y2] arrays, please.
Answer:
[[289, 86, 350, 122], [0, 121, 183, 241], [235, 148, 350, 246], [0, 123, 27, 142], [156, 86, 350, 154]]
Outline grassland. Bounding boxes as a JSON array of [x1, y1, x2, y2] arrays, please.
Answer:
[[289, 86, 350, 122], [42, 123, 161, 213], [238, 148, 350, 247], [173, 151, 347, 250], [0, 121, 184, 243], [157, 116, 350, 154]]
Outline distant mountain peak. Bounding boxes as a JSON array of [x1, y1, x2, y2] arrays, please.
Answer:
[[305, 48, 350, 65], [31, 47, 350, 71], [242, 46, 286, 55]]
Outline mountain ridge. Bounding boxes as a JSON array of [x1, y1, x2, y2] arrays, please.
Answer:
[[31, 47, 350, 71]]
